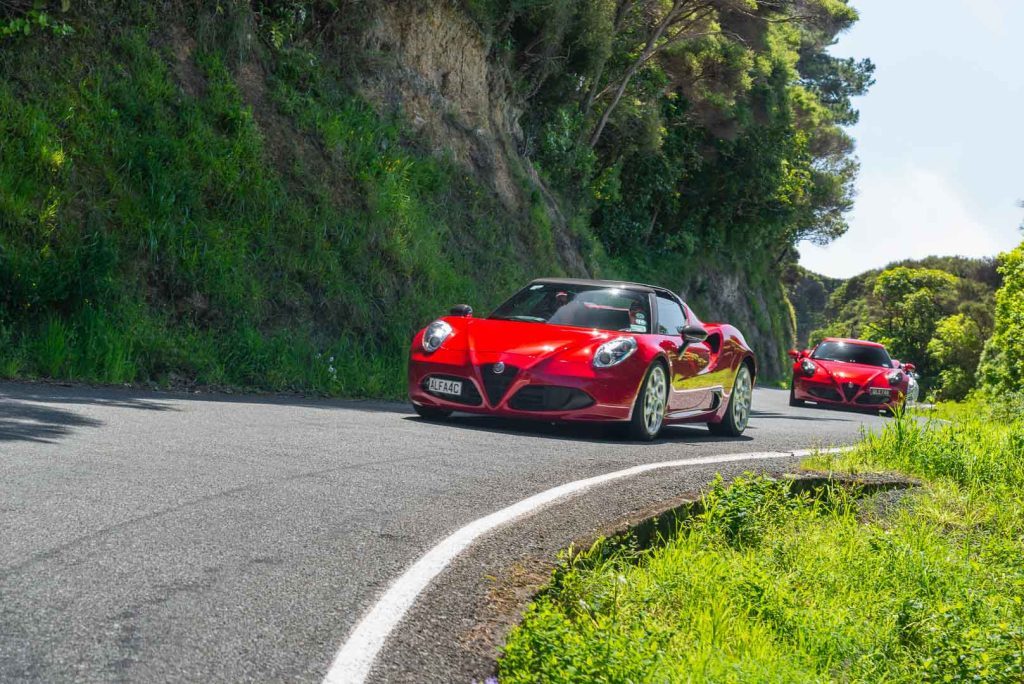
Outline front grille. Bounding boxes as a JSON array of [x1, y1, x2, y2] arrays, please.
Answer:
[[480, 364, 519, 406], [509, 386, 595, 412], [841, 382, 860, 402], [856, 392, 890, 405], [808, 387, 842, 402], [422, 375, 483, 406]]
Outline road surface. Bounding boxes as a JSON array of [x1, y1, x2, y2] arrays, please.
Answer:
[[0, 382, 889, 682]]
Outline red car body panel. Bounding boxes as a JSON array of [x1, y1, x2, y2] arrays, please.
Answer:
[[408, 281, 756, 426], [791, 337, 909, 411]]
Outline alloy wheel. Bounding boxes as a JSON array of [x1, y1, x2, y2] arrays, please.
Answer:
[[732, 366, 752, 431], [644, 365, 667, 435]]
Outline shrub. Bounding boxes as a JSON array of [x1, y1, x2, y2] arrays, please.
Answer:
[[979, 242, 1024, 395]]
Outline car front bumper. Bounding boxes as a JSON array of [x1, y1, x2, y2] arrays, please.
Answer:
[[408, 348, 643, 422], [794, 376, 906, 411]]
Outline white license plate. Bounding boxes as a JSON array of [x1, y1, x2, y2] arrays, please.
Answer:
[[428, 378, 463, 396], [870, 387, 891, 396]]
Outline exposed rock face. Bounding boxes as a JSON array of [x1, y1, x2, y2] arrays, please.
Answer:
[[359, 1, 590, 277], [681, 268, 794, 381]]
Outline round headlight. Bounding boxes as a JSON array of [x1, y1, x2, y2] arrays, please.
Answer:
[[886, 370, 904, 386], [593, 337, 638, 368], [422, 320, 453, 353], [800, 359, 817, 376]]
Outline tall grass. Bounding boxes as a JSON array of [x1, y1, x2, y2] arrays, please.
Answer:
[[500, 408, 1024, 682], [0, 8, 565, 395]]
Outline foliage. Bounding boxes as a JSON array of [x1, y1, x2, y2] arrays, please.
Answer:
[[979, 241, 1024, 395], [0, 1, 73, 41], [871, 267, 958, 363], [0, 6, 560, 394], [501, 410, 1024, 683], [927, 314, 986, 401], [503, 0, 870, 261]]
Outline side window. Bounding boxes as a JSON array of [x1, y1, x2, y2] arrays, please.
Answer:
[[656, 295, 686, 335]]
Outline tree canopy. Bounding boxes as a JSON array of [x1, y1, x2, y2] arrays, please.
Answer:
[[979, 242, 1024, 397], [483, 0, 871, 261]]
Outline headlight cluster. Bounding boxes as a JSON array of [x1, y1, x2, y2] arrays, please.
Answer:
[[422, 320, 453, 353], [800, 359, 817, 376], [593, 337, 637, 368], [886, 370, 905, 385]]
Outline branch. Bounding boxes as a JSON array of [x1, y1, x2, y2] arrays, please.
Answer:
[[588, 1, 718, 147]]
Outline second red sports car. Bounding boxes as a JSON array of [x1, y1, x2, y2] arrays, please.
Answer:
[[408, 278, 757, 440], [789, 338, 914, 413]]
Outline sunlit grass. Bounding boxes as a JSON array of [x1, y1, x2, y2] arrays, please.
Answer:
[[500, 406, 1024, 682], [0, 14, 562, 396]]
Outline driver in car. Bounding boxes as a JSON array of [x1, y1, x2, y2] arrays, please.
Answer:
[[627, 300, 648, 332]]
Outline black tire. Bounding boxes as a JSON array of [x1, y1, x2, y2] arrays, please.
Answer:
[[413, 404, 453, 420], [789, 379, 805, 407], [626, 362, 669, 441], [709, 364, 753, 437]]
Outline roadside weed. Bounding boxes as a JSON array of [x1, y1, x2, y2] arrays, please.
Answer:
[[500, 408, 1024, 683]]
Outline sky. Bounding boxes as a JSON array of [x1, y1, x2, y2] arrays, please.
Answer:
[[797, 0, 1024, 278]]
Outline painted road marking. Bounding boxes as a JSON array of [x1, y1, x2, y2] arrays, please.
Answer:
[[322, 447, 843, 684]]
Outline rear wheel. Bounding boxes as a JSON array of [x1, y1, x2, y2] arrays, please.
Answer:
[[627, 362, 668, 441], [709, 364, 753, 437], [413, 404, 453, 421], [789, 377, 805, 407]]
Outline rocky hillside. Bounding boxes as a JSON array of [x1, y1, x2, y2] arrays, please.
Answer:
[[0, 1, 870, 393]]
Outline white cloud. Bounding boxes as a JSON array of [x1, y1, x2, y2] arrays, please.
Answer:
[[800, 165, 1007, 278]]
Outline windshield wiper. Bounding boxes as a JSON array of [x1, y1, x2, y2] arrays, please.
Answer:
[[490, 315, 547, 323]]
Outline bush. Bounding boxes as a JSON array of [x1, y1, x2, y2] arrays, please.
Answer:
[[979, 242, 1024, 395], [502, 410, 1024, 683]]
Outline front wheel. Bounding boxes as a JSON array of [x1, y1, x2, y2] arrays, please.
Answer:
[[709, 364, 753, 437], [413, 404, 453, 421], [626, 362, 668, 441]]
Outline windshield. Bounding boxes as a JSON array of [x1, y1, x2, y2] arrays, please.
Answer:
[[490, 284, 651, 333], [811, 341, 892, 368]]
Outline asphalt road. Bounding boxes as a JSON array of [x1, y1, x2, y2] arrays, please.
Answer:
[[0, 382, 890, 682]]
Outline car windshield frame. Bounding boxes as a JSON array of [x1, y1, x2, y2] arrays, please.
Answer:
[[489, 283, 653, 334], [811, 341, 893, 368]]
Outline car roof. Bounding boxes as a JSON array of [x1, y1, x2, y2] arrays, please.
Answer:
[[820, 337, 887, 348], [530, 278, 674, 298]]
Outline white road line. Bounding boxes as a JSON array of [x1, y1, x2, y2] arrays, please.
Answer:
[[322, 447, 841, 684]]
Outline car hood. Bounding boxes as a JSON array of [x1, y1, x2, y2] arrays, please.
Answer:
[[813, 359, 893, 385], [463, 318, 610, 357]]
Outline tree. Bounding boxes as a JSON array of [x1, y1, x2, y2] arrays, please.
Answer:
[[585, 0, 720, 148], [978, 242, 1024, 395], [869, 267, 959, 370], [927, 314, 985, 400]]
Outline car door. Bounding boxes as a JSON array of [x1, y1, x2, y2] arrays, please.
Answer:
[[655, 294, 712, 412]]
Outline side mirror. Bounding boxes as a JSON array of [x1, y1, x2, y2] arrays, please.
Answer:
[[680, 324, 708, 344], [449, 304, 473, 317], [787, 349, 800, 360], [902, 362, 916, 373]]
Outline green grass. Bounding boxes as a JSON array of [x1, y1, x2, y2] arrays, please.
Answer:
[[499, 405, 1024, 682], [0, 8, 563, 396]]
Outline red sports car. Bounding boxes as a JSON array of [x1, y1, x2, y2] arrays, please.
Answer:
[[408, 278, 757, 440], [788, 338, 914, 412]]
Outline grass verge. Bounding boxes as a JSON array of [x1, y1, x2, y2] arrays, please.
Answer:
[[499, 403, 1024, 682]]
